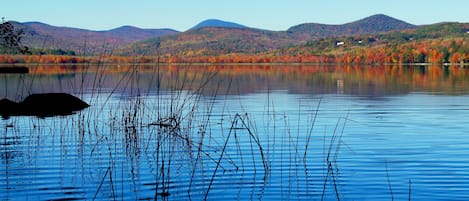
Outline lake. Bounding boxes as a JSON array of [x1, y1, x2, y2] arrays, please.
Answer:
[[1, 64, 469, 200]]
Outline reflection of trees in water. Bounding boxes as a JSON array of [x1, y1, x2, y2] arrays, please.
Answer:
[[191, 65, 469, 96], [1, 64, 469, 99]]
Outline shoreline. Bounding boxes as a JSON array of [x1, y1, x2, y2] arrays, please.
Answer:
[[1, 62, 469, 67]]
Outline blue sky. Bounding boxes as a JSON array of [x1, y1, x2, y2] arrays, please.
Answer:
[[3, 0, 469, 31]]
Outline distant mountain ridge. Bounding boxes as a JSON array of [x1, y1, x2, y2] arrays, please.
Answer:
[[11, 21, 179, 54], [189, 19, 248, 30], [121, 27, 295, 56], [120, 14, 417, 56], [10, 14, 420, 55], [104, 26, 178, 41], [287, 14, 416, 40]]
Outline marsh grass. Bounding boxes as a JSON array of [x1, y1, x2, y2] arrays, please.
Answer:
[[0, 62, 344, 200], [0, 57, 413, 201]]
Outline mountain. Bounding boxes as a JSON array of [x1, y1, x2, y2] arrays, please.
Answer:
[[348, 14, 416, 31], [104, 26, 178, 41], [11, 22, 179, 54], [277, 22, 469, 64], [10, 14, 421, 56], [120, 27, 295, 56], [120, 14, 417, 56], [189, 19, 248, 30], [287, 14, 416, 40]]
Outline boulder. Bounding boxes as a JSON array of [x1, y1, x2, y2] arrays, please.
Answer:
[[0, 93, 89, 119]]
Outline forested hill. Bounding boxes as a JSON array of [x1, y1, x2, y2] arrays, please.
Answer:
[[275, 22, 469, 64], [119, 14, 417, 56], [7, 21, 179, 55], [287, 14, 416, 40], [120, 22, 469, 64], [2, 16, 468, 64], [5, 14, 418, 56], [119, 27, 295, 56]]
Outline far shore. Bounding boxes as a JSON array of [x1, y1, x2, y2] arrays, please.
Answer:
[[1, 62, 468, 67]]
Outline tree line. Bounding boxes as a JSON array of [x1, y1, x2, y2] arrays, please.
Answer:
[[1, 19, 468, 65]]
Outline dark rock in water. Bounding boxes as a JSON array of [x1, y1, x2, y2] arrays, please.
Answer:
[[0, 98, 21, 116], [0, 66, 29, 74], [0, 93, 89, 119]]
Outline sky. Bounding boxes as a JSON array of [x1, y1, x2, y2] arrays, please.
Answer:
[[2, 0, 469, 31]]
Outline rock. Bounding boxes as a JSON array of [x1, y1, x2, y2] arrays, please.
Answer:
[[0, 98, 20, 116], [0, 66, 29, 74], [0, 93, 89, 119]]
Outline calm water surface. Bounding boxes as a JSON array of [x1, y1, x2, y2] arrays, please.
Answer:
[[1, 64, 469, 200]]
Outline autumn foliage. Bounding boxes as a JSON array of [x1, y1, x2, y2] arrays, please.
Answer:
[[0, 37, 467, 65], [1, 22, 468, 65]]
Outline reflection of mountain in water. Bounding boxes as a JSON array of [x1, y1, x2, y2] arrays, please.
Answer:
[[1, 65, 468, 99]]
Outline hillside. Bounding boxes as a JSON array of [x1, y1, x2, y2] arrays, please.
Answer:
[[6, 14, 466, 65], [124, 22, 469, 64], [275, 22, 469, 64], [10, 22, 179, 54], [119, 14, 416, 56], [104, 26, 178, 41], [5, 14, 418, 57], [119, 27, 295, 56], [287, 14, 416, 40]]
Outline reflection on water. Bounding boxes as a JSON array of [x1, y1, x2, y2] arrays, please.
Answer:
[[2, 64, 469, 99], [1, 64, 469, 200]]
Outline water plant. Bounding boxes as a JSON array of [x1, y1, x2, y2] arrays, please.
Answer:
[[1, 60, 421, 201]]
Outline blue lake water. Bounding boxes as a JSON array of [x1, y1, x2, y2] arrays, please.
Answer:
[[1, 64, 469, 200]]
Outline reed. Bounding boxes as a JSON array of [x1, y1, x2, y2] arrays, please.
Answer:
[[321, 114, 348, 201], [386, 160, 395, 201], [1, 53, 412, 201], [408, 179, 412, 201]]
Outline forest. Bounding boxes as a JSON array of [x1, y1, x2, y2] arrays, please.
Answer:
[[1, 21, 468, 65]]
